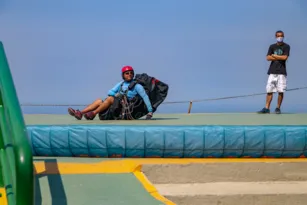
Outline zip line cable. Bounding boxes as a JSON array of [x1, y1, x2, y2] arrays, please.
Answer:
[[19, 85, 307, 107]]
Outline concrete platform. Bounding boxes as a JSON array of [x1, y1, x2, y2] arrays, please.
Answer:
[[24, 113, 307, 125]]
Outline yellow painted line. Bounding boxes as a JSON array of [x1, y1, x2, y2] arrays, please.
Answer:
[[34, 160, 140, 175], [33, 158, 307, 175], [0, 188, 8, 205], [33, 159, 176, 204], [133, 166, 176, 205]]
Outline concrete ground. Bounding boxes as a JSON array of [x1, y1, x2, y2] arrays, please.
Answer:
[[2, 157, 305, 205], [35, 173, 163, 205], [33, 157, 165, 205], [24, 113, 307, 125], [142, 162, 307, 205]]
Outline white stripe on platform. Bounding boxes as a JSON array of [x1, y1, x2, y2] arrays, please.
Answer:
[[155, 181, 307, 196]]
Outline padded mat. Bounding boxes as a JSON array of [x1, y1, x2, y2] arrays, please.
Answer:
[[27, 124, 307, 158]]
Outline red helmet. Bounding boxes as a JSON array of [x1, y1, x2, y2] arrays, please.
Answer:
[[121, 66, 134, 73]]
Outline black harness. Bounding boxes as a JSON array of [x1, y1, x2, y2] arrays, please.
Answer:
[[116, 81, 139, 120]]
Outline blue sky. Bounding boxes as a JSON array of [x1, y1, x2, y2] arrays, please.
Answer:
[[0, 0, 306, 114]]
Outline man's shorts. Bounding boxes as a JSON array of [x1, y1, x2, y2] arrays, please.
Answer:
[[266, 74, 287, 93]]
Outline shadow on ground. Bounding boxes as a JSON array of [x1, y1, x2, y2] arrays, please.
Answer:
[[34, 158, 67, 205]]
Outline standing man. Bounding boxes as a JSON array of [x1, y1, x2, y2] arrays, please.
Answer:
[[258, 30, 290, 114]]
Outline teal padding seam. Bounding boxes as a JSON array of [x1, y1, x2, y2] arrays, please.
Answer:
[[27, 125, 307, 158]]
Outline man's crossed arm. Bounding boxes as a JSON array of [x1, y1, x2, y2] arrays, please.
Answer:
[[267, 54, 289, 61]]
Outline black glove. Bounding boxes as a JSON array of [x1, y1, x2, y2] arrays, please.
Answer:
[[146, 112, 153, 120]]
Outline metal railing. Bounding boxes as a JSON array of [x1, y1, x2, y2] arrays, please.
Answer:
[[19, 86, 307, 114], [0, 42, 34, 205]]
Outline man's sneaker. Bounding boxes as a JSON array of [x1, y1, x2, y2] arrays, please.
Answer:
[[68, 108, 83, 120], [84, 111, 96, 120], [257, 108, 270, 114], [275, 108, 281, 114]]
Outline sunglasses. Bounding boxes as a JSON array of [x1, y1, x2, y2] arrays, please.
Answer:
[[124, 71, 134, 75]]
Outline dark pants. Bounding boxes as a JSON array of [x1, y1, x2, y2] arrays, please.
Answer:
[[98, 96, 148, 120]]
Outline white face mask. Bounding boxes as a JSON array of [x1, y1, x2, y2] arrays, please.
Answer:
[[276, 37, 284, 43]]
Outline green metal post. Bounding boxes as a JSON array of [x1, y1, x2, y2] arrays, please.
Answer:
[[0, 41, 34, 205]]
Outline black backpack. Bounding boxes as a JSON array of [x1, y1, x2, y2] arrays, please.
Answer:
[[128, 73, 169, 112]]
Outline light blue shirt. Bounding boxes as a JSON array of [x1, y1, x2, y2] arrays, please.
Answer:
[[108, 81, 153, 113]]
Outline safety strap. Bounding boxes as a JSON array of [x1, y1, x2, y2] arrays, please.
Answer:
[[118, 82, 136, 120], [121, 95, 135, 120], [120, 81, 138, 94]]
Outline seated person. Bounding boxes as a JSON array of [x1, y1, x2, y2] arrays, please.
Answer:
[[68, 66, 153, 120]]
